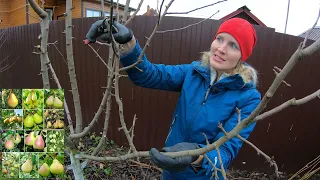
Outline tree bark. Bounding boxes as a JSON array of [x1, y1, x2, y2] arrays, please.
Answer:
[[65, 0, 83, 134], [28, 0, 50, 88]]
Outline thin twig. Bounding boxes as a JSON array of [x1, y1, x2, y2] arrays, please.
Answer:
[[289, 155, 320, 180], [273, 67, 291, 87], [48, 41, 68, 65], [128, 159, 162, 172], [167, 0, 227, 14], [237, 134, 279, 177], [255, 89, 320, 121], [87, 44, 112, 72], [47, 61, 74, 134], [215, 147, 226, 179], [95, 40, 111, 46], [116, 0, 119, 21], [119, 0, 175, 72], [202, 133, 219, 180], [156, 10, 219, 33], [125, 0, 144, 26]]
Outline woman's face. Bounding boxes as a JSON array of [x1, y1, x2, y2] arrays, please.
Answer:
[[210, 33, 242, 73]]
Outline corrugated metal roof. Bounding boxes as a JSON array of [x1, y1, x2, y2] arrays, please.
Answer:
[[298, 26, 320, 41]]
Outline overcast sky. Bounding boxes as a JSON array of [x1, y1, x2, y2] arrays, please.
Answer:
[[118, 0, 320, 36]]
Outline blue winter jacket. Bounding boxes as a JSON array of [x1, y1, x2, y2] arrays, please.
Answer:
[[119, 40, 261, 180]]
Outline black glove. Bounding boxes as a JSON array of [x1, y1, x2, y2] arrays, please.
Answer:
[[149, 142, 200, 172], [85, 19, 133, 44]]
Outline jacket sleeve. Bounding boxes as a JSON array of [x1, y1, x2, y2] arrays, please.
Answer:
[[119, 39, 191, 92], [198, 90, 261, 177]]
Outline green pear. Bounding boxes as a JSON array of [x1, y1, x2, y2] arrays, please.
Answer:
[[31, 91, 37, 101], [21, 159, 33, 173], [7, 92, 18, 108], [26, 93, 32, 104], [33, 113, 43, 124], [13, 133, 21, 144], [53, 97, 63, 109], [24, 115, 34, 128], [49, 159, 64, 175], [38, 163, 50, 177]]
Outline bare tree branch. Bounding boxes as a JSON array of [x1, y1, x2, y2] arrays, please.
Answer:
[[115, 52, 138, 154], [81, 46, 115, 169], [28, 0, 47, 18], [101, 0, 105, 18], [289, 155, 320, 180], [166, 0, 227, 14], [125, 0, 144, 26], [215, 147, 226, 179], [123, 0, 131, 21], [255, 89, 320, 122], [28, 0, 51, 88], [65, 0, 83, 134], [237, 135, 280, 177], [87, 44, 112, 72], [68, 72, 115, 140], [273, 66, 291, 87], [47, 61, 74, 134], [95, 40, 111, 46], [156, 10, 219, 33], [119, 0, 175, 72], [48, 41, 68, 65]]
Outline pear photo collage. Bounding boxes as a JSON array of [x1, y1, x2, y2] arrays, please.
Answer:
[[0, 89, 66, 179]]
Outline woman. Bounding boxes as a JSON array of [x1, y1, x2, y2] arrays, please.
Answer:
[[86, 17, 261, 180]]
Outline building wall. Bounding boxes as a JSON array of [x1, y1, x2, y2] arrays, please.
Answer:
[[10, 0, 27, 27], [0, 0, 126, 29], [84, 0, 124, 17], [0, 0, 10, 29]]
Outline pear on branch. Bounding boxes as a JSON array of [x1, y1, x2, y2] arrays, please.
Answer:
[[7, 92, 18, 108], [26, 93, 32, 105]]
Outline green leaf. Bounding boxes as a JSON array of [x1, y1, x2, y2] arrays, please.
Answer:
[[104, 167, 112, 176]]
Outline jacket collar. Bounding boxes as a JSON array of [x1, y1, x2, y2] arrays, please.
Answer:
[[191, 61, 255, 90]]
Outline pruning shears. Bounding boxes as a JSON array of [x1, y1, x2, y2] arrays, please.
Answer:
[[84, 16, 119, 44]]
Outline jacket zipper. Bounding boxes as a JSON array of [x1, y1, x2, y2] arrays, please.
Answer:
[[203, 84, 212, 104], [165, 114, 178, 144]]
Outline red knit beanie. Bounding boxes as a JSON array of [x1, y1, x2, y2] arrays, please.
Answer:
[[215, 18, 257, 62]]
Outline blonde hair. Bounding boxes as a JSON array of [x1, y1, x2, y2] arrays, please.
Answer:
[[200, 51, 258, 85]]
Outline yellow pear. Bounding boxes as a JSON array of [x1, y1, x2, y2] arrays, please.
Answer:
[[53, 97, 63, 108], [21, 159, 33, 173], [49, 159, 64, 175], [7, 92, 18, 108], [46, 96, 54, 107]]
